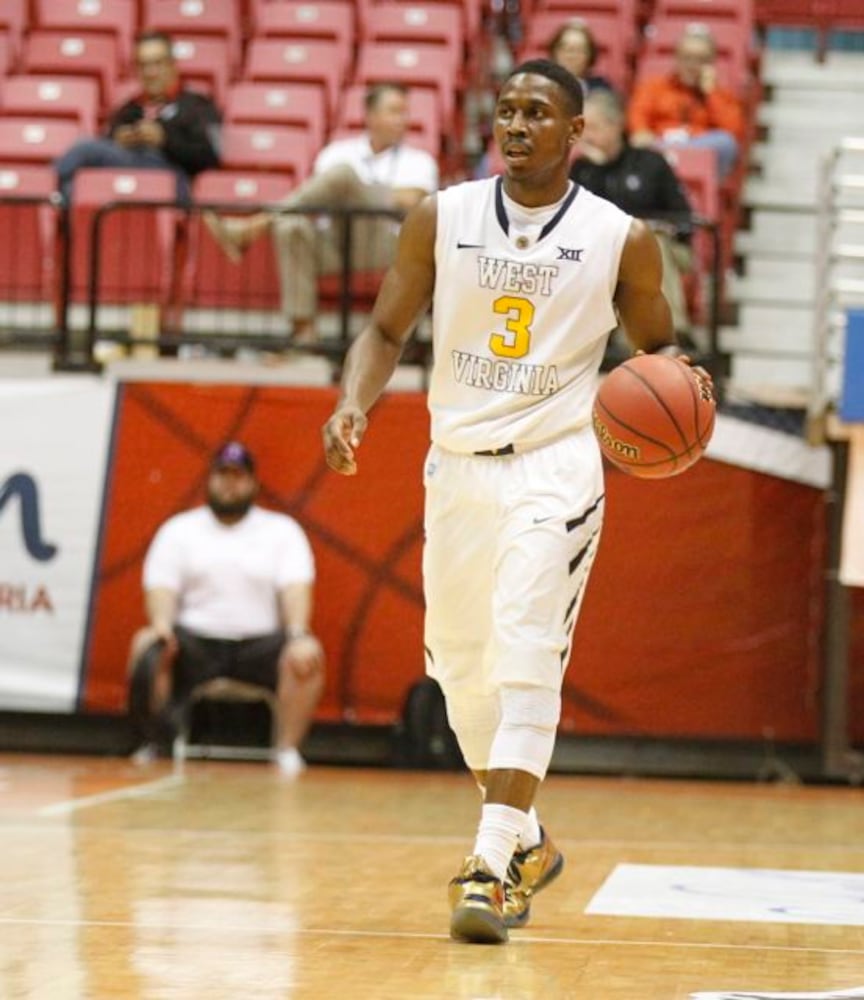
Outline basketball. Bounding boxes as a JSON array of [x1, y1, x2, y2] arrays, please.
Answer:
[[592, 353, 716, 479]]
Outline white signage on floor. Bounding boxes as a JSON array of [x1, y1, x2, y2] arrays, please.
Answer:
[[586, 863, 864, 926], [691, 989, 864, 999]]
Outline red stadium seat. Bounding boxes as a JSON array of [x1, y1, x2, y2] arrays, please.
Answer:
[[661, 144, 720, 277], [187, 170, 294, 309], [654, 0, 754, 26], [662, 145, 719, 221], [243, 39, 349, 124], [0, 33, 11, 77], [0, 0, 26, 64], [633, 49, 748, 97], [170, 36, 233, 105], [251, 1, 355, 70], [144, 0, 243, 73], [522, 11, 636, 89], [356, 0, 481, 46], [225, 82, 327, 152], [361, 4, 463, 76], [354, 41, 458, 132], [68, 167, 180, 307], [0, 116, 84, 165], [34, 0, 137, 74], [0, 76, 101, 134], [21, 31, 120, 107], [334, 83, 441, 158], [0, 165, 60, 303], [515, 42, 633, 93], [642, 15, 760, 86], [220, 123, 314, 182]]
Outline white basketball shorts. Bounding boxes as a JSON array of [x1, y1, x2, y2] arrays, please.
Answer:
[[422, 425, 605, 695]]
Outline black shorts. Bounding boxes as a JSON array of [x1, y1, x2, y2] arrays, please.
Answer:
[[172, 625, 285, 699]]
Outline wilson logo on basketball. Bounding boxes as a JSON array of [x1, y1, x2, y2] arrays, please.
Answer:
[[592, 414, 640, 461]]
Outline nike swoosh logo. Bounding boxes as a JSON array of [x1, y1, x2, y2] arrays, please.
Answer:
[[456, 241, 484, 249], [532, 515, 554, 524]]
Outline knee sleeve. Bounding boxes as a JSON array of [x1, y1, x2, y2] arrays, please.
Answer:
[[441, 685, 500, 772], [487, 684, 561, 780]]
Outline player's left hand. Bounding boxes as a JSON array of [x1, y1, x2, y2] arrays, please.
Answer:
[[635, 347, 715, 401], [322, 405, 368, 475]]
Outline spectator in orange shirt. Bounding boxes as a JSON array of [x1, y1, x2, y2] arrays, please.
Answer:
[[628, 23, 743, 178]]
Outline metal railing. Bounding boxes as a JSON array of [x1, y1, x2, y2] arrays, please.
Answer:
[[0, 194, 724, 375], [808, 137, 864, 435]]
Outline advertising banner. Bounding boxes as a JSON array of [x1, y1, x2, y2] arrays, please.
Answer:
[[0, 378, 116, 711]]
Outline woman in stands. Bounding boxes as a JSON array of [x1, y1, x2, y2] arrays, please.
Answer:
[[547, 19, 616, 94]]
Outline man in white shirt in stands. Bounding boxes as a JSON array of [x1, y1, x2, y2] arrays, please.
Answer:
[[128, 441, 324, 776], [206, 82, 440, 344]]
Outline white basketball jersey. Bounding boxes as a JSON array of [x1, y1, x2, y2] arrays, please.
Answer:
[[430, 177, 632, 453]]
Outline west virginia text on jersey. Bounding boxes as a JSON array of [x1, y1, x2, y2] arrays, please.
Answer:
[[430, 177, 632, 454]]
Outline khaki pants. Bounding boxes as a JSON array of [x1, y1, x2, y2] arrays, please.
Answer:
[[271, 163, 400, 324], [655, 231, 693, 337]]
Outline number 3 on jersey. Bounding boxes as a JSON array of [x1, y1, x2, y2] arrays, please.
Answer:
[[490, 295, 534, 359]]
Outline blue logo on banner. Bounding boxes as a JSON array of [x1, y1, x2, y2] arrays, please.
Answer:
[[0, 473, 59, 561]]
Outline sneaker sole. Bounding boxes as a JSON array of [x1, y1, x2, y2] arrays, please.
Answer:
[[450, 906, 509, 944]]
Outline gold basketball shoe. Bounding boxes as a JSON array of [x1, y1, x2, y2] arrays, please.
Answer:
[[448, 855, 508, 943], [503, 828, 565, 928]]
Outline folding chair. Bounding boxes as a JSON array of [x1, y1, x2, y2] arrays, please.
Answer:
[[173, 678, 281, 762]]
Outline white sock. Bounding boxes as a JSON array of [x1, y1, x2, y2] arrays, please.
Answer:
[[473, 803, 526, 882], [518, 806, 542, 852], [276, 747, 306, 777]]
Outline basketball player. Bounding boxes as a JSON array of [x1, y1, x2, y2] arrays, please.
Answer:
[[323, 59, 702, 943]]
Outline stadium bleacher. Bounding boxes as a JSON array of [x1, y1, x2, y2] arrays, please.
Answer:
[[0, 0, 860, 388]]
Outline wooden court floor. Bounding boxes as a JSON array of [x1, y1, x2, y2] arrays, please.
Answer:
[[1, 754, 864, 1000]]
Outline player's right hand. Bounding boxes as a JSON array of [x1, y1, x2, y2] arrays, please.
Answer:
[[322, 405, 367, 476]]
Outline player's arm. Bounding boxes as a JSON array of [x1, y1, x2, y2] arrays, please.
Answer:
[[614, 218, 681, 356], [322, 194, 437, 475]]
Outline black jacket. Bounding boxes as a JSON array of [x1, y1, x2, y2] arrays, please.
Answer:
[[108, 88, 221, 177], [570, 143, 693, 241]]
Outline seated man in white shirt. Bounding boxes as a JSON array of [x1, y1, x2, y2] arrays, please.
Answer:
[[205, 82, 440, 344], [127, 441, 324, 776]]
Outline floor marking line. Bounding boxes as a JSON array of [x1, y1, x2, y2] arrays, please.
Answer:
[[37, 775, 185, 816], [0, 916, 862, 955]]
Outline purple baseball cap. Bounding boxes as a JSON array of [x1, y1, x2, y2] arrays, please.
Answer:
[[212, 441, 256, 473]]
